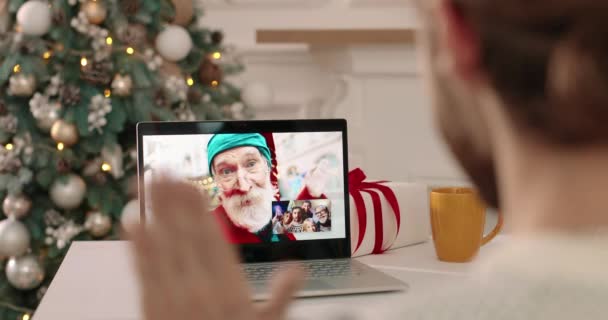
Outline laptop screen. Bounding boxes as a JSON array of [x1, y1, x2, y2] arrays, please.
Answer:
[[141, 131, 347, 245]]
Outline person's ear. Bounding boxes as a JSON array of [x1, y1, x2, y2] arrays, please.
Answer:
[[438, 0, 482, 81]]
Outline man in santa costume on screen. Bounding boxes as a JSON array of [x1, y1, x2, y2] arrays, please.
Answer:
[[207, 133, 326, 243]]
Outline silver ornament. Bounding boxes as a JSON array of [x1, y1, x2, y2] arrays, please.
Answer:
[[2, 194, 32, 219], [111, 74, 133, 97], [0, 218, 30, 257], [6, 254, 44, 290], [8, 74, 36, 97], [85, 211, 112, 237], [120, 199, 140, 228], [49, 174, 87, 210]]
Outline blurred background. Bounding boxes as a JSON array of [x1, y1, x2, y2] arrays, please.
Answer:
[[199, 0, 467, 187]]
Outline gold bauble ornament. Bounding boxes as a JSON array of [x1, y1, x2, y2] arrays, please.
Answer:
[[50, 120, 79, 147], [85, 211, 112, 237], [81, 0, 107, 25], [8, 74, 36, 97], [111, 74, 133, 97]]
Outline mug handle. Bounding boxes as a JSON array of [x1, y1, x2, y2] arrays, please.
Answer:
[[481, 212, 503, 246]]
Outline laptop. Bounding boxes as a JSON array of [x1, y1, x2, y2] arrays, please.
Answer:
[[136, 119, 408, 299]]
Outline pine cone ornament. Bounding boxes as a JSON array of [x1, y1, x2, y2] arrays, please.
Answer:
[[118, 24, 147, 47], [81, 61, 112, 85], [0, 115, 17, 134], [198, 58, 223, 87], [211, 31, 224, 45], [0, 100, 7, 115], [187, 88, 202, 104], [0, 146, 21, 173], [53, 9, 66, 25], [121, 0, 140, 16], [94, 172, 107, 185], [18, 43, 35, 55], [154, 90, 168, 108], [56, 158, 71, 174], [60, 85, 81, 107]]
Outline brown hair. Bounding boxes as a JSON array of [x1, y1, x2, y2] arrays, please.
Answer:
[[454, 0, 608, 145], [291, 207, 304, 223]]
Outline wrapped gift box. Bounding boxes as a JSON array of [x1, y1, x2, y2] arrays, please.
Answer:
[[349, 171, 430, 257]]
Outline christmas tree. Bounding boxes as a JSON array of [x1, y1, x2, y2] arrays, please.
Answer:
[[0, 0, 249, 318]]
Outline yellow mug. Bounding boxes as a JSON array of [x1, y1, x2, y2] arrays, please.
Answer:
[[430, 187, 503, 263]]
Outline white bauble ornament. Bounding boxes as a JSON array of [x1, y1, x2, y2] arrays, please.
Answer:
[[120, 199, 139, 228], [2, 194, 32, 219], [6, 254, 44, 290], [0, 218, 30, 257], [85, 211, 112, 237], [16, 1, 52, 36], [50, 174, 87, 210], [155, 25, 192, 62], [241, 82, 274, 109]]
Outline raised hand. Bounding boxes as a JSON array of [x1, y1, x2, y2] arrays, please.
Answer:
[[126, 178, 304, 320]]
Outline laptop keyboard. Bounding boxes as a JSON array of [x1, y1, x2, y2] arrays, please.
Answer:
[[243, 260, 363, 281]]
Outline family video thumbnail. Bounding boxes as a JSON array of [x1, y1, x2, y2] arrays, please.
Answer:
[[271, 199, 332, 234]]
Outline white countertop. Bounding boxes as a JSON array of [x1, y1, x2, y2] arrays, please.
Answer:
[[34, 239, 506, 320]]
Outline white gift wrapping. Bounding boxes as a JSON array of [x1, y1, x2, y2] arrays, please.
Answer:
[[350, 182, 430, 257]]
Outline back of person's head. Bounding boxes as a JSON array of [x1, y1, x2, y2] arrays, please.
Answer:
[[416, 0, 608, 209], [454, 0, 608, 145]]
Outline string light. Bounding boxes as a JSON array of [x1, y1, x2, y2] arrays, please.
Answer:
[[13, 64, 21, 73], [80, 57, 88, 67], [43, 51, 52, 60], [101, 162, 112, 172], [22, 313, 30, 320], [4, 143, 13, 151], [105, 37, 113, 45], [211, 80, 219, 87], [126, 47, 134, 55], [186, 76, 194, 86], [104, 89, 111, 98], [212, 52, 221, 60], [57, 143, 64, 151]]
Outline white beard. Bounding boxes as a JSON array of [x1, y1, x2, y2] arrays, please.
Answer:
[[222, 181, 274, 233]]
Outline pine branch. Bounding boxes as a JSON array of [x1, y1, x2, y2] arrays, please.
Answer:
[[0, 301, 33, 314]]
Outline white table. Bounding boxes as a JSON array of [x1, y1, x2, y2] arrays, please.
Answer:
[[34, 239, 505, 320]]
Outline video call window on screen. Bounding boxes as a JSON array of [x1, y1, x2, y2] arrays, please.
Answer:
[[142, 132, 346, 244]]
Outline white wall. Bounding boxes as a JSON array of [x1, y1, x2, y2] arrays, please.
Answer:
[[198, 0, 467, 185]]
